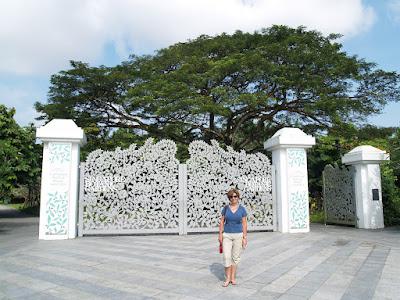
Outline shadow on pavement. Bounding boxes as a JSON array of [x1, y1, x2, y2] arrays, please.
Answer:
[[209, 263, 225, 281]]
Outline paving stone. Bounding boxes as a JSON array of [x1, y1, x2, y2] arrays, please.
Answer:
[[278, 293, 309, 300], [1, 285, 38, 299], [286, 286, 317, 297], [14, 292, 62, 300], [220, 285, 258, 296], [247, 290, 281, 300], [373, 283, 400, 299], [293, 279, 323, 291], [238, 280, 265, 290], [152, 291, 200, 299], [301, 271, 331, 283], [310, 289, 344, 300], [43, 286, 104, 299]]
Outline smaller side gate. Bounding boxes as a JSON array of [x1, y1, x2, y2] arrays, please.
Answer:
[[322, 164, 356, 226]]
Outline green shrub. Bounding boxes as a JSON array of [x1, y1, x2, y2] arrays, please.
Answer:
[[381, 163, 400, 226]]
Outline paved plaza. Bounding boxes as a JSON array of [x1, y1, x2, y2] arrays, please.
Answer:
[[1, 205, 399, 300]]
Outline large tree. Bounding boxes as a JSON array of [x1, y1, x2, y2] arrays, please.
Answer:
[[36, 26, 400, 151], [0, 105, 42, 204]]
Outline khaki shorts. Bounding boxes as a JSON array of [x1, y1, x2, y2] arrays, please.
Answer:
[[222, 232, 243, 267]]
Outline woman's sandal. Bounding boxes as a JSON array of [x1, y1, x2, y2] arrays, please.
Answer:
[[230, 280, 237, 285], [222, 280, 230, 287]]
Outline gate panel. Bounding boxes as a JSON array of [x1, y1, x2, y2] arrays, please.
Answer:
[[80, 139, 180, 235], [323, 164, 356, 226], [186, 140, 274, 232]]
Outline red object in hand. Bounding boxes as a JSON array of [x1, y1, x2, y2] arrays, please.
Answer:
[[219, 242, 223, 254]]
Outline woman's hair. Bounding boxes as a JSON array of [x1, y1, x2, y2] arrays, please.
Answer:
[[227, 188, 240, 198]]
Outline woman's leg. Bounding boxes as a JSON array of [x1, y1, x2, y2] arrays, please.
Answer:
[[230, 233, 243, 284], [223, 266, 232, 286], [230, 265, 237, 284], [222, 233, 233, 286]]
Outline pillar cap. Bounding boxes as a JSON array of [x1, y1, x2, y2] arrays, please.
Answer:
[[36, 119, 87, 145], [342, 145, 389, 165], [264, 127, 315, 151]]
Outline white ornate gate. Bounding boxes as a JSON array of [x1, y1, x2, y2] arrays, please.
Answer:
[[322, 164, 356, 226], [78, 139, 275, 235]]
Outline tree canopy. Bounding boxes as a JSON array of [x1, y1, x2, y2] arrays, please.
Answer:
[[0, 105, 42, 203], [35, 25, 400, 151]]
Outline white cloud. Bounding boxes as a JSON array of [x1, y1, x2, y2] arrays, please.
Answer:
[[0, 0, 376, 76], [388, 0, 400, 23], [0, 0, 106, 75]]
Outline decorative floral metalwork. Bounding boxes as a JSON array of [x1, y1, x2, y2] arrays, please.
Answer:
[[186, 140, 273, 230], [289, 191, 308, 229], [82, 139, 180, 232], [46, 191, 68, 235], [49, 143, 71, 164], [81, 138, 274, 234], [287, 149, 306, 168], [323, 164, 356, 225]]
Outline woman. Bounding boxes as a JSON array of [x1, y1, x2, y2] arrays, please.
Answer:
[[218, 188, 248, 287]]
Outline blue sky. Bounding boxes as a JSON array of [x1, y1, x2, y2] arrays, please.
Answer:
[[0, 0, 399, 127]]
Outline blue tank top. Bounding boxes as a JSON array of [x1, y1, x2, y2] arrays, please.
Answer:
[[221, 205, 247, 233]]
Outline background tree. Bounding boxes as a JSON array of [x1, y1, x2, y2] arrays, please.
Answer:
[[36, 26, 400, 153], [0, 105, 42, 205], [388, 128, 400, 185], [384, 128, 400, 224]]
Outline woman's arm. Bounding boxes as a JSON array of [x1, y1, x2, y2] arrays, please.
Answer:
[[242, 217, 248, 248], [218, 216, 224, 244]]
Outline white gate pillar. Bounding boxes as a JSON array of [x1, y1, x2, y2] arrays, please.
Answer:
[[36, 119, 86, 240], [342, 146, 389, 229], [264, 128, 315, 233]]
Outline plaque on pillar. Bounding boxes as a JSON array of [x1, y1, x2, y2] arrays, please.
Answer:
[[372, 189, 379, 201]]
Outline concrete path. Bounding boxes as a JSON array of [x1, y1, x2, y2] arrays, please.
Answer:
[[1, 206, 399, 299]]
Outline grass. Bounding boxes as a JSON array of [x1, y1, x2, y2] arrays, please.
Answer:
[[0, 202, 40, 216], [7, 203, 24, 210], [310, 210, 325, 224]]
